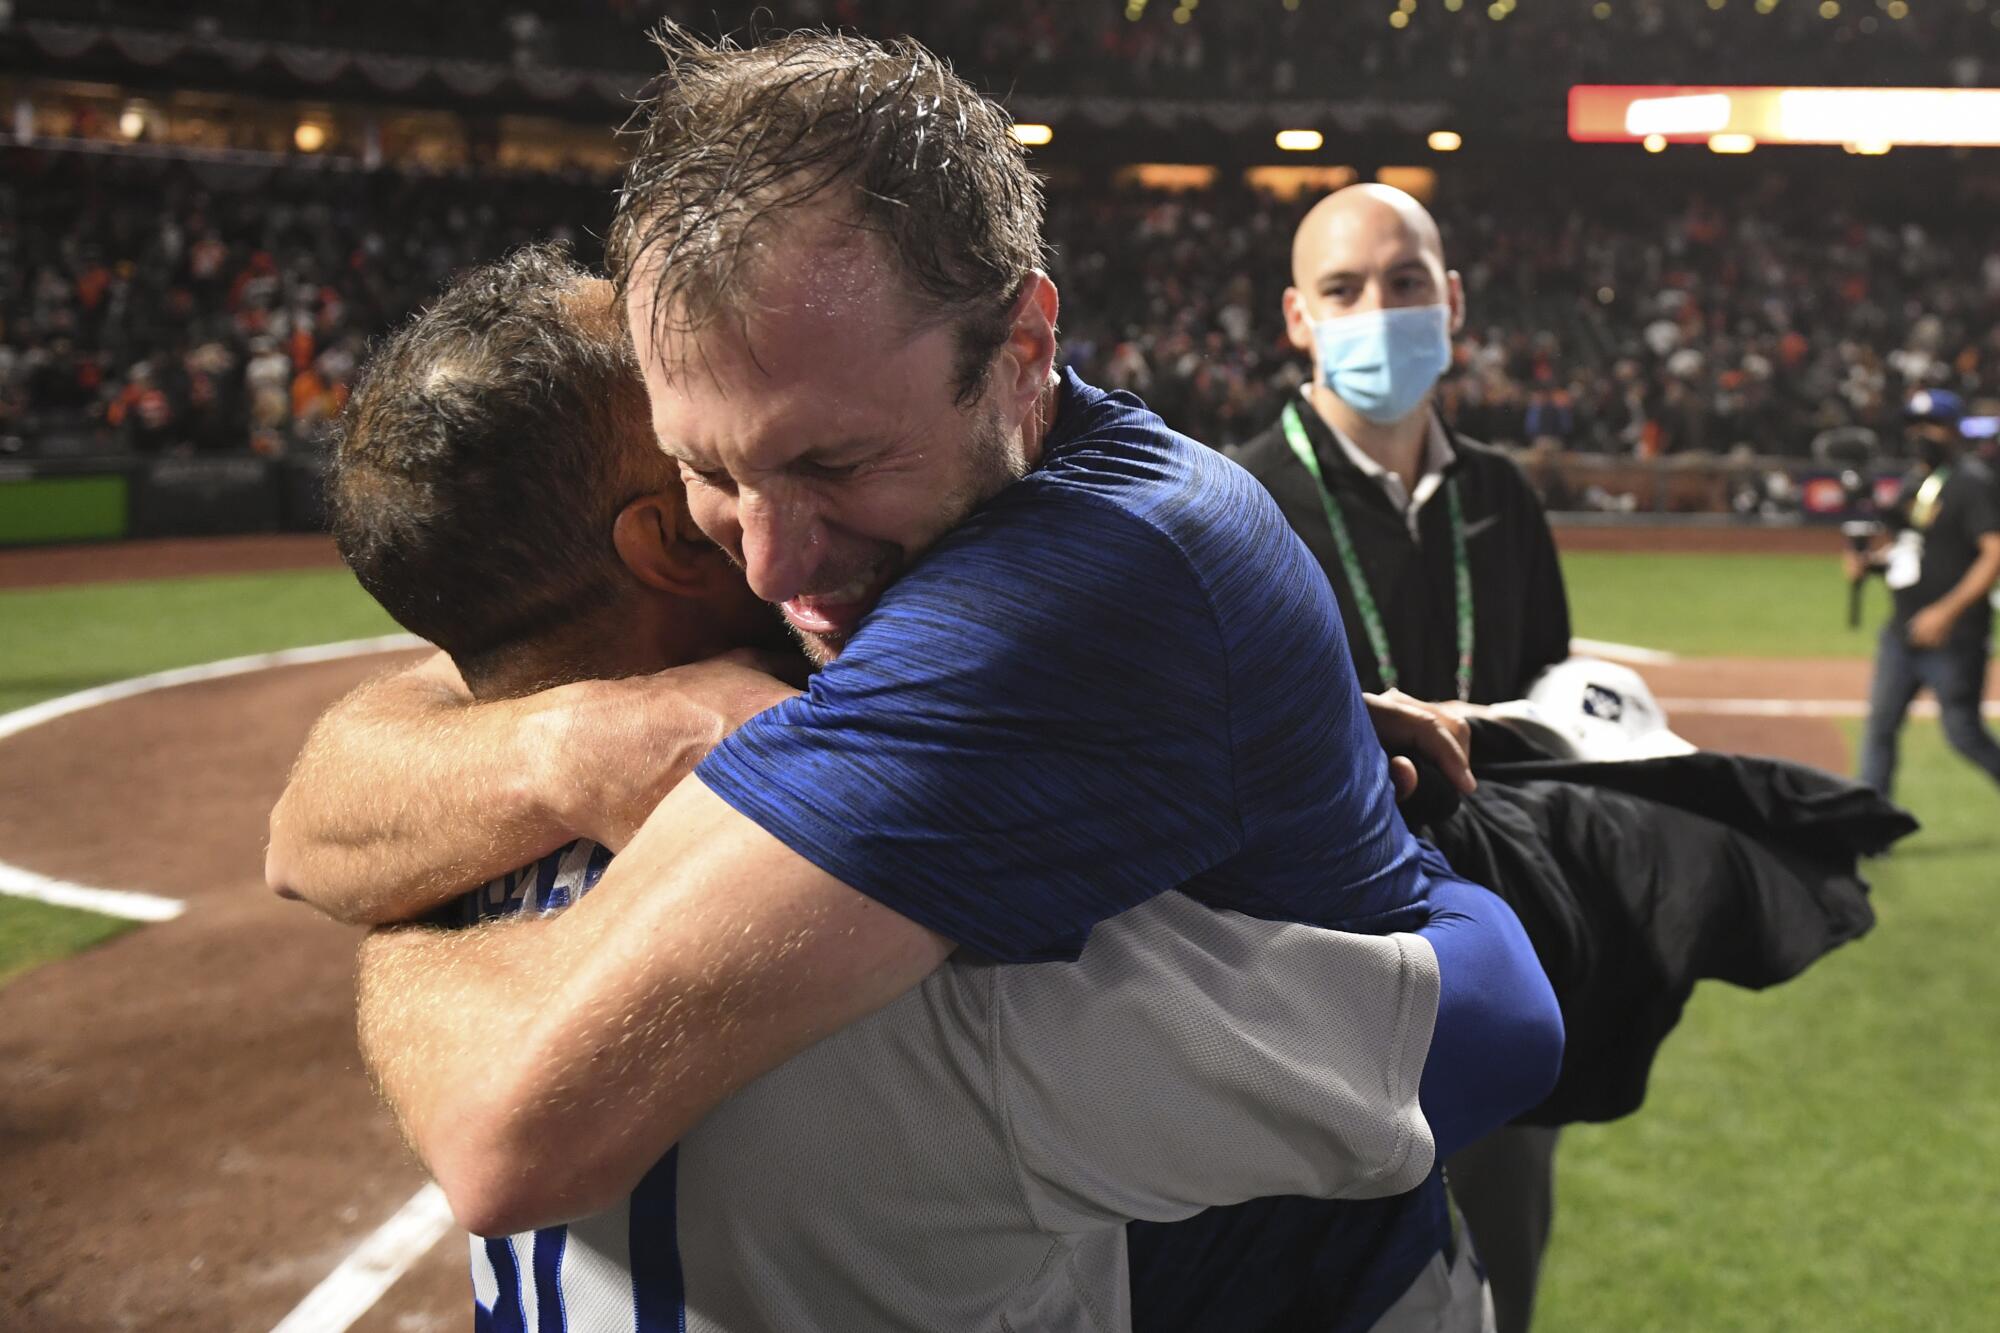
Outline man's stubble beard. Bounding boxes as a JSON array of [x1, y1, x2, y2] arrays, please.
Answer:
[[789, 405, 1028, 667]]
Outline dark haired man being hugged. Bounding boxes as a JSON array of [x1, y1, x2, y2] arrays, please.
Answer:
[[274, 29, 1560, 1331]]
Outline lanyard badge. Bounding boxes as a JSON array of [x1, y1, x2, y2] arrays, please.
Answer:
[[1909, 468, 1949, 532], [1280, 402, 1474, 701]]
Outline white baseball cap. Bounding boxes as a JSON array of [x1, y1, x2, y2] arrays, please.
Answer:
[[1486, 657, 1696, 762]]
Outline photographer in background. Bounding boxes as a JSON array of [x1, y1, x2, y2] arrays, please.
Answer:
[[1850, 389, 2000, 798]]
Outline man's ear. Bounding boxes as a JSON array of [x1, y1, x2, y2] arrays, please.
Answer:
[[1446, 269, 1467, 337], [995, 270, 1061, 420], [1282, 285, 1315, 353], [612, 494, 711, 597]]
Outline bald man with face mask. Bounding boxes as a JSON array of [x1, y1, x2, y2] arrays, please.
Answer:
[[1231, 184, 1571, 710], [1228, 185, 1575, 1333]]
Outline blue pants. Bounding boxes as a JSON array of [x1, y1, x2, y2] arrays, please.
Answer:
[[1858, 625, 2000, 797]]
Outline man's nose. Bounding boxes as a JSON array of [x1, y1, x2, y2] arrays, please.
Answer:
[[736, 487, 821, 605]]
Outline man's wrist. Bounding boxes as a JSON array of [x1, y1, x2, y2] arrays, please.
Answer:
[[515, 682, 597, 841]]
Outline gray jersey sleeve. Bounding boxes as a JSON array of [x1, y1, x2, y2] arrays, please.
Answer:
[[985, 892, 1440, 1235]]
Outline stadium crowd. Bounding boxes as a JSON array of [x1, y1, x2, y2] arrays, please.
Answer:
[[4, 148, 1995, 463], [0, 151, 609, 457], [20, 0, 1992, 98], [1058, 172, 2000, 456]]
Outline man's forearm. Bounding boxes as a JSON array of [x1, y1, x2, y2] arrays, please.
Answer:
[[269, 652, 799, 926], [267, 658, 570, 924], [359, 917, 582, 1219], [358, 890, 708, 1235], [358, 773, 952, 1236]]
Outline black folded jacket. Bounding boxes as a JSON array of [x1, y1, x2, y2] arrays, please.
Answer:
[[1412, 722, 1917, 1125]]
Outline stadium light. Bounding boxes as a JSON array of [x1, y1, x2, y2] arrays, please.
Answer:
[[294, 122, 327, 153], [1708, 133, 1757, 154], [1428, 130, 1463, 152], [1010, 123, 1053, 147], [1276, 129, 1325, 152], [1624, 92, 1732, 137], [1643, 133, 1668, 153], [1776, 87, 2000, 146]]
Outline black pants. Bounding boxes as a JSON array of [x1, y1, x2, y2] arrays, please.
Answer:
[[1448, 1125, 1560, 1333], [1858, 625, 2000, 797]]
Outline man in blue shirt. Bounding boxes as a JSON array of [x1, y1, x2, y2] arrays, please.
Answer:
[[270, 26, 1557, 1326]]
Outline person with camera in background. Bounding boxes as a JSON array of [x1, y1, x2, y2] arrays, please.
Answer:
[[1850, 388, 2000, 798]]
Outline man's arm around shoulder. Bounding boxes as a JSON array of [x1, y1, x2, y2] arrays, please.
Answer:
[[268, 651, 796, 924], [360, 771, 951, 1236]]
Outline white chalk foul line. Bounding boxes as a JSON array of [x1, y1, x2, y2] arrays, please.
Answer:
[[268, 1184, 457, 1333], [0, 862, 186, 922], [1571, 637, 1681, 667], [0, 631, 453, 1330], [0, 634, 423, 922], [0, 634, 424, 743]]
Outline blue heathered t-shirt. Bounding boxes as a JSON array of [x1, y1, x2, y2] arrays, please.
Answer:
[[696, 367, 1433, 959], [694, 368, 1471, 1327]]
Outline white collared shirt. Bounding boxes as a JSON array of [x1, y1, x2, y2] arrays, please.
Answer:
[[1302, 388, 1457, 539]]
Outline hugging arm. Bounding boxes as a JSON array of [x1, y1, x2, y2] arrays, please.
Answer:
[[267, 651, 797, 924], [1408, 873, 1563, 1158], [358, 771, 954, 1236]]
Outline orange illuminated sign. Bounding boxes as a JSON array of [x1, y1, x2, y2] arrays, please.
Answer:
[[1568, 85, 2000, 148]]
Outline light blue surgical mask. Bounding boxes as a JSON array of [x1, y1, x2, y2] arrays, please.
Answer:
[[1311, 303, 1453, 425]]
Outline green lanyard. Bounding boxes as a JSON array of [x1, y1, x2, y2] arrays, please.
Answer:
[[1281, 401, 1475, 702]]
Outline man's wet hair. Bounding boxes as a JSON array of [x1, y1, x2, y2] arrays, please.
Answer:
[[330, 244, 661, 687], [608, 25, 1048, 405]]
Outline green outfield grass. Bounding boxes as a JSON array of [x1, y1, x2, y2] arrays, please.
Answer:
[[1562, 552, 1884, 659], [0, 898, 142, 985], [1539, 720, 1997, 1332], [0, 566, 397, 981], [0, 567, 399, 714]]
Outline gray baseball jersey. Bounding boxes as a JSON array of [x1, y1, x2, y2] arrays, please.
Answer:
[[461, 840, 1440, 1332]]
